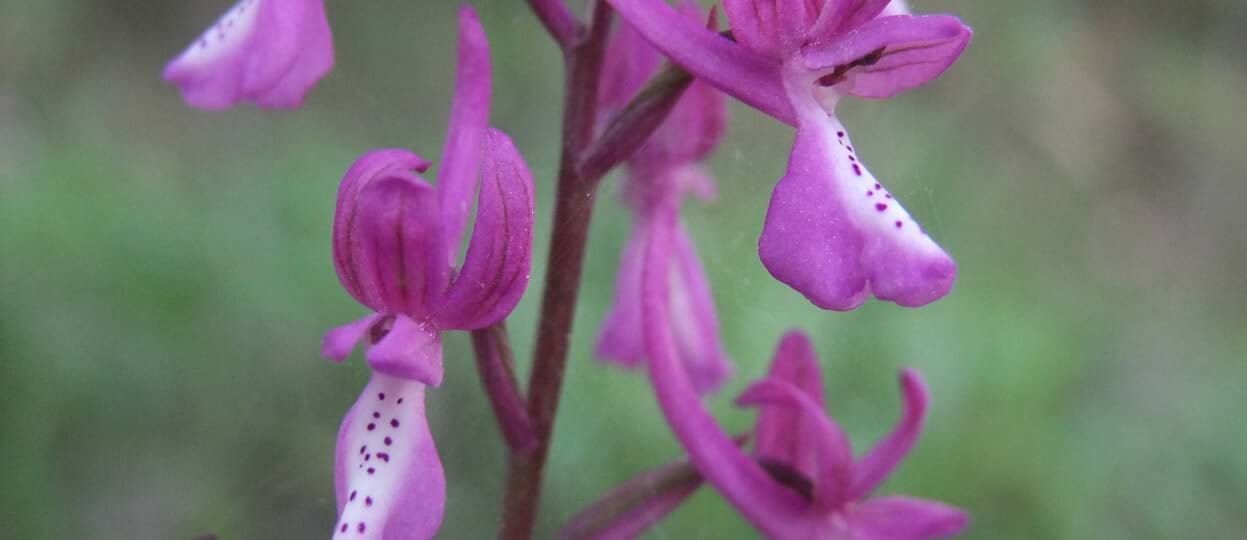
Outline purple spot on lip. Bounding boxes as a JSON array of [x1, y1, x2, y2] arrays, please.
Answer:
[[372, 412, 380, 419], [378, 393, 385, 401], [365, 496, 373, 507], [365, 454, 370, 461], [390, 419, 400, 428], [837, 131, 845, 138], [384, 437, 392, 446], [895, 220, 903, 228], [367, 423, 376, 431], [341, 523, 348, 533], [358, 523, 366, 533], [367, 467, 375, 475], [852, 164, 862, 176], [396, 398, 404, 404], [359, 446, 366, 455], [848, 155, 856, 162], [885, 194, 892, 199], [876, 203, 888, 212], [846, 146, 853, 152], [875, 183, 882, 190], [377, 452, 390, 462], [349, 490, 357, 501], [867, 191, 874, 197]]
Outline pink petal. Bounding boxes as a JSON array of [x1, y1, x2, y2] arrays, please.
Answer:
[[322, 313, 386, 362], [354, 173, 451, 317], [163, 0, 334, 110], [640, 205, 813, 538], [846, 496, 968, 540], [334, 374, 445, 540], [599, 16, 663, 113], [333, 150, 433, 312], [753, 331, 826, 483], [757, 111, 956, 310], [365, 315, 443, 387], [437, 6, 493, 256], [434, 129, 535, 330], [605, 0, 796, 125], [722, 0, 783, 58], [597, 218, 732, 394], [852, 368, 928, 499], [802, 15, 972, 99], [737, 378, 854, 513]]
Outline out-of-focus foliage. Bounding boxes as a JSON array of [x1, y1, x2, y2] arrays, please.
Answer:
[[2, 0, 1245, 538]]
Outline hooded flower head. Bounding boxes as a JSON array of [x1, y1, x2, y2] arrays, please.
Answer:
[[321, 8, 535, 538], [594, 4, 733, 394], [639, 214, 966, 538], [606, 0, 971, 310], [163, 0, 335, 110]]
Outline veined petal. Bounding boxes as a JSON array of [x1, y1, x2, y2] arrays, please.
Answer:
[[365, 315, 443, 387], [605, 0, 796, 125], [852, 368, 928, 498], [437, 6, 493, 255], [737, 378, 854, 513], [435, 129, 535, 330], [334, 150, 433, 312], [355, 174, 451, 317], [163, 0, 334, 110], [802, 15, 972, 99], [322, 313, 387, 362], [758, 100, 956, 310], [597, 217, 731, 395], [753, 331, 825, 483], [846, 496, 968, 540], [334, 374, 444, 540], [722, 0, 782, 58]]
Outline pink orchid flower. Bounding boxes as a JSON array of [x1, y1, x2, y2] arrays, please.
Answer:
[[607, 0, 972, 310], [594, 4, 733, 394], [320, 8, 534, 538], [639, 208, 966, 538], [163, 0, 334, 110]]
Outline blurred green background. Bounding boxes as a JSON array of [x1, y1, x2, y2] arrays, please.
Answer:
[[3, 0, 1246, 538]]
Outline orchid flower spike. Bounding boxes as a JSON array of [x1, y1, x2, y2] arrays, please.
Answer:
[[640, 216, 966, 538], [163, 0, 334, 110], [607, 0, 972, 310], [594, 4, 733, 394], [320, 8, 535, 539]]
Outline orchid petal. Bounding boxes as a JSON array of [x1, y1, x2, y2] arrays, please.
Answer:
[[802, 15, 972, 99], [597, 218, 731, 395], [846, 496, 969, 540], [322, 313, 386, 362], [163, 0, 334, 110], [641, 206, 812, 538], [437, 6, 493, 255], [836, 0, 895, 35], [753, 331, 825, 482], [606, 0, 796, 125], [334, 374, 444, 540], [722, 0, 782, 58], [758, 112, 956, 310], [435, 129, 535, 330], [355, 174, 451, 317], [333, 150, 433, 312], [852, 368, 929, 498], [599, 17, 662, 113], [737, 378, 854, 513], [365, 315, 443, 387]]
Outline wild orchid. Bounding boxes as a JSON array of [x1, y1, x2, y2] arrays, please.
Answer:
[[594, 5, 733, 394], [640, 214, 965, 537], [606, 0, 972, 310], [320, 8, 534, 538], [163, 0, 334, 110]]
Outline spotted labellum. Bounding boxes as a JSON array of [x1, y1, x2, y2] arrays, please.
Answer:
[[321, 8, 535, 538], [607, 0, 972, 310], [594, 4, 733, 394], [163, 0, 335, 110]]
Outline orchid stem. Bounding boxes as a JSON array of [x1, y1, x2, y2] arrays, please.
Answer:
[[470, 323, 537, 452], [498, 2, 614, 539]]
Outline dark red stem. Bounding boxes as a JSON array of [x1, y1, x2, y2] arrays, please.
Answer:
[[470, 323, 537, 452]]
